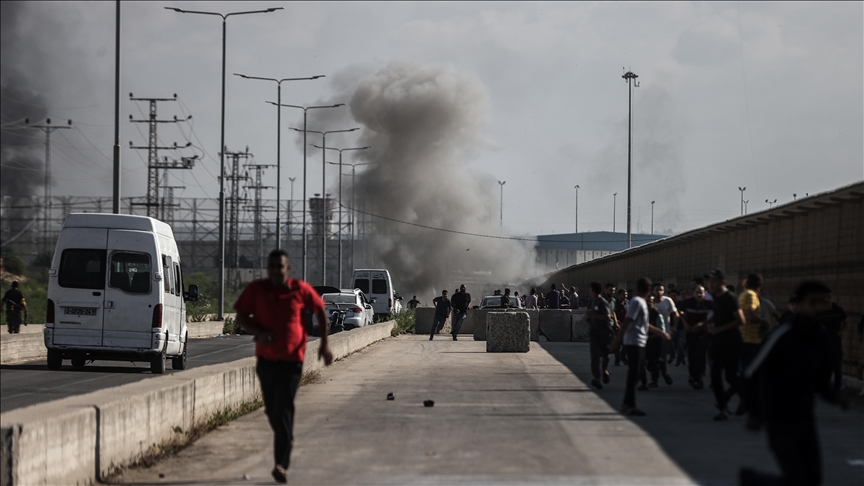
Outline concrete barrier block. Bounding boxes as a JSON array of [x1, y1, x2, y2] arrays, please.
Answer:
[[486, 312, 530, 353], [539, 310, 574, 342], [0, 425, 15, 486], [571, 312, 590, 342], [414, 308, 450, 336], [473, 309, 538, 342]]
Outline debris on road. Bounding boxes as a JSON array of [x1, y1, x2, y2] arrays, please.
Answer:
[[423, 399, 434, 407]]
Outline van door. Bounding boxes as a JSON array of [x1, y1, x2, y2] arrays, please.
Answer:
[[160, 253, 180, 355], [370, 272, 390, 316], [53, 229, 108, 347], [103, 230, 158, 349]]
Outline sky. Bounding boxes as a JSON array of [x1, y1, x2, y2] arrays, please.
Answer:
[[2, 1, 862, 238]]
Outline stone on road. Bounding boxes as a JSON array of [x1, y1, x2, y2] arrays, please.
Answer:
[[115, 335, 864, 485]]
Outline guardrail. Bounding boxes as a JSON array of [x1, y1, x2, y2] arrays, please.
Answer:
[[0, 320, 394, 486]]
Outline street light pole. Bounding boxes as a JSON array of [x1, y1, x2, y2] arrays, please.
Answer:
[[623, 70, 639, 249], [498, 181, 506, 227], [765, 198, 777, 209], [744, 200, 749, 214], [166, 5, 282, 320], [738, 187, 746, 216], [317, 145, 371, 288], [613, 193, 617, 232], [112, 0, 121, 214], [288, 176, 296, 242], [233, 73, 324, 250], [268, 102, 346, 281], [651, 200, 655, 235], [574, 185, 580, 233]]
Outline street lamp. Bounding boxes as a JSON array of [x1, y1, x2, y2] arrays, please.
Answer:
[[623, 69, 640, 249], [765, 198, 777, 209], [266, 102, 345, 281], [738, 187, 746, 216], [574, 185, 580, 233], [233, 73, 324, 250], [651, 200, 655, 235], [288, 176, 296, 240], [314, 144, 371, 287], [295, 127, 359, 286], [744, 200, 750, 214], [498, 181, 506, 227], [613, 193, 617, 232], [166, 5, 282, 320]]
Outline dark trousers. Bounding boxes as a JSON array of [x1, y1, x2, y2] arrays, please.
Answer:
[[589, 335, 611, 380], [430, 314, 447, 338], [686, 332, 708, 382], [643, 337, 667, 384], [827, 335, 843, 392], [762, 420, 822, 486], [451, 311, 467, 336], [740, 342, 761, 413], [256, 359, 304, 469], [623, 345, 644, 408], [710, 341, 741, 410]]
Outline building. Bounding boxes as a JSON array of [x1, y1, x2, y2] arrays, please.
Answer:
[[535, 231, 667, 273]]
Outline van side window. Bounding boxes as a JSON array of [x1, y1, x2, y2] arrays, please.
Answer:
[[173, 263, 182, 297], [354, 279, 370, 294], [372, 279, 388, 294], [58, 249, 107, 290], [162, 255, 175, 294], [109, 252, 151, 294]]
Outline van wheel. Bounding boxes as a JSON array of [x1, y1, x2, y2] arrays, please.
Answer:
[[71, 357, 86, 368], [151, 348, 167, 374], [47, 349, 62, 370], [172, 334, 187, 370]]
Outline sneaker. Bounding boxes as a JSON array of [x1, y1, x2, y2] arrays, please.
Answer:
[[591, 378, 603, 390], [452, 335, 457, 341], [621, 405, 647, 416], [648, 382, 659, 388], [603, 371, 610, 384], [637, 384, 649, 391], [663, 374, 673, 386], [713, 410, 729, 421], [272, 465, 288, 484], [429, 336, 433, 341]]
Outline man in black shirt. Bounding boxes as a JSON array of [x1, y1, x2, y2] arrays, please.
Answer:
[[2, 281, 28, 334], [705, 269, 744, 421], [818, 293, 847, 393], [450, 285, 471, 341], [430, 290, 451, 341], [586, 282, 616, 390], [739, 281, 848, 486], [407, 296, 420, 309], [682, 285, 712, 389]]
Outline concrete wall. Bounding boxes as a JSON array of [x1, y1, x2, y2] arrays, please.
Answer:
[[544, 182, 864, 378], [0, 321, 394, 486]]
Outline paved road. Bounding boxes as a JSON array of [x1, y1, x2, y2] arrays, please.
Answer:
[[0, 334, 264, 413], [113, 336, 864, 485]]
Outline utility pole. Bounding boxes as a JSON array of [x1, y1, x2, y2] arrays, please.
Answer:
[[244, 164, 274, 277], [738, 187, 746, 216], [651, 200, 655, 235], [112, 0, 121, 214], [574, 185, 580, 233], [24, 118, 72, 255], [498, 181, 506, 227], [129, 93, 194, 218], [622, 69, 639, 249], [224, 148, 252, 289], [288, 176, 296, 244], [613, 193, 617, 232], [744, 200, 749, 214], [158, 183, 185, 225]]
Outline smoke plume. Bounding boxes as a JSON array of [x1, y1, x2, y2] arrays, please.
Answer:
[[300, 60, 538, 297]]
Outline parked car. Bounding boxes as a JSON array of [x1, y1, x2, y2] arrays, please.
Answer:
[[311, 286, 375, 334], [478, 295, 523, 310], [351, 269, 402, 320], [45, 213, 197, 374]]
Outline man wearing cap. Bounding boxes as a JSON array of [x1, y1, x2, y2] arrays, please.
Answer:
[[739, 281, 848, 486], [705, 269, 745, 421]]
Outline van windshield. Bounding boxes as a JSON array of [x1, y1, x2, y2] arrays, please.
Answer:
[[110, 252, 152, 294], [354, 279, 369, 294], [59, 249, 107, 290], [372, 279, 387, 294]]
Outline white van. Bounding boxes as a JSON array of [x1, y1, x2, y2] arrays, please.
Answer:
[[44, 214, 198, 374], [351, 269, 402, 320]]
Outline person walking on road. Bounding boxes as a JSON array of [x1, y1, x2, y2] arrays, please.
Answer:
[[705, 269, 745, 421], [608, 277, 670, 416], [586, 282, 617, 390], [682, 285, 712, 389], [2, 281, 28, 334], [818, 292, 848, 394], [642, 295, 673, 389], [430, 290, 451, 341], [739, 280, 849, 486], [450, 285, 471, 341], [234, 249, 334, 484], [653, 282, 679, 370], [737, 274, 771, 417]]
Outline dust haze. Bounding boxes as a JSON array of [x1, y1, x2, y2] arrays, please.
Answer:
[[298, 60, 539, 298]]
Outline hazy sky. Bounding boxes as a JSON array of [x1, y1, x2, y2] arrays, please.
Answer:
[[2, 1, 862, 237]]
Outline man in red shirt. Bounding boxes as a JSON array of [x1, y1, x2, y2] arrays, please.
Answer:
[[235, 249, 333, 484]]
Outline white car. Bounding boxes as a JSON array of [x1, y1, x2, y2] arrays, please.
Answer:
[[320, 290, 375, 331], [478, 295, 523, 310]]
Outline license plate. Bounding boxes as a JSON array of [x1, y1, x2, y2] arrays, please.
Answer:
[[64, 307, 97, 316]]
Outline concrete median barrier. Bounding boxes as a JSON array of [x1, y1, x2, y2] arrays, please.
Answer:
[[0, 321, 394, 486], [474, 309, 539, 342], [486, 312, 530, 353]]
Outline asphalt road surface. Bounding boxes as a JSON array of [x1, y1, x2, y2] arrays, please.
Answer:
[[0, 334, 275, 413], [115, 336, 864, 485]]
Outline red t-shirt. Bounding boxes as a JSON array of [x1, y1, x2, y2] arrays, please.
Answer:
[[233, 278, 324, 362]]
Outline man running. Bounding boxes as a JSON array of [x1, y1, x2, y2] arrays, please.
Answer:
[[705, 269, 745, 421], [450, 285, 471, 341], [2, 281, 28, 334], [235, 249, 333, 484], [608, 277, 670, 416], [430, 290, 451, 341], [407, 296, 420, 309], [586, 282, 616, 390]]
